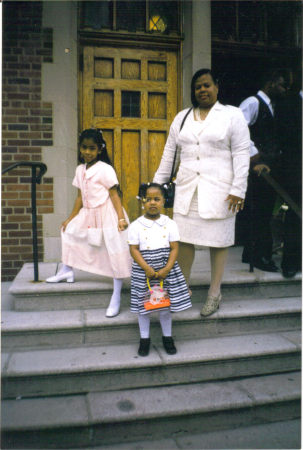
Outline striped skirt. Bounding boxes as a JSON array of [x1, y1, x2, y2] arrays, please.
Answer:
[[130, 247, 192, 315]]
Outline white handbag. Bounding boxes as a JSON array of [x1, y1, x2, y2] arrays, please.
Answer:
[[87, 227, 103, 247]]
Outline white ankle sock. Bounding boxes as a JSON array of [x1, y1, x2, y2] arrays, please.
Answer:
[[159, 309, 172, 336], [58, 263, 72, 274], [138, 314, 150, 338], [108, 278, 123, 308]]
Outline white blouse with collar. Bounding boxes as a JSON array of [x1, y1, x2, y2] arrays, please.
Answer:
[[128, 214, 180, 250]]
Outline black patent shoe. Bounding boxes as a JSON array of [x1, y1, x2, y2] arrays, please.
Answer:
[[162, 336, 177, 355], [138, 338, 150, 357], [253, 257, 278, 272]]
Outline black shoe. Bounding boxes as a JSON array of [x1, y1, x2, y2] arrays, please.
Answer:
[[282, 267, 298, 278], [253, 257, 278, 272], [138, 338, 150, 356], [162, 336, 177, 355]]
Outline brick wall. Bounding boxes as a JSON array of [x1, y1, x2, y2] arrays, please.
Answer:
[[2, 1, 54, 281]]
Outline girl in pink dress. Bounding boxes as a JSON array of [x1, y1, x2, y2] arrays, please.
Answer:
[[46, 128, 132, 317]]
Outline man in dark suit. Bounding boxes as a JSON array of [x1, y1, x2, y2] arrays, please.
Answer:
[[275, 75, 302, 278], [239, 69, 288, 272]]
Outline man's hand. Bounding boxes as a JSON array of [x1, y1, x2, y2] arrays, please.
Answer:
[[253, 164, 270, 176]]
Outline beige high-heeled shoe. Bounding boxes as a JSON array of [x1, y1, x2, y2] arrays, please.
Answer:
[[200, 293, 222, 317]]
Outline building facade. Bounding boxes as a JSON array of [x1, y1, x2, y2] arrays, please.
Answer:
[[2, 0, 301, 281]]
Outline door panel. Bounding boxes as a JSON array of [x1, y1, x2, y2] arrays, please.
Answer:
[[82, 46, 178, 221]]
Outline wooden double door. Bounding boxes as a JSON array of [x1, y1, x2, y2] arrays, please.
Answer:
[[81, 46, 178, 221]]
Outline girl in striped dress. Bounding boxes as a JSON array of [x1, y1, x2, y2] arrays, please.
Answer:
[[128, 183, 192, 357]]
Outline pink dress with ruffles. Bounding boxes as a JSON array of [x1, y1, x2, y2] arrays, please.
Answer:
[[62, 161, 131, 279]]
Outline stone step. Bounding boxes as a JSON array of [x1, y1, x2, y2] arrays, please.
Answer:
[[9, 252, 302, 311], [2, 297, 301, 350], [1, 371, 300, 449], [84, 419, 301, 449], [2, 330, 300, 399]]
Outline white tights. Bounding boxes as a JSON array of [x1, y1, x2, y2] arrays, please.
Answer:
[[138, 309, 172, 338]]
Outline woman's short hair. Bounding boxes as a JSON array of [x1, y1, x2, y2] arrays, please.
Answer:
[[191, 69, 219, 107]]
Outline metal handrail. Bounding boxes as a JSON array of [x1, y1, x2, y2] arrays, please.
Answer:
[[2, 162, 48, 281]]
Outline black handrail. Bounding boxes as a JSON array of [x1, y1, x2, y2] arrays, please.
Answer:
[[2, 162, 48, 281]]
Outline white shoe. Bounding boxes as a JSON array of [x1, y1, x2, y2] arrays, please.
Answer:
[[106, 296, 120, 318], [46, 270, 74, 283]]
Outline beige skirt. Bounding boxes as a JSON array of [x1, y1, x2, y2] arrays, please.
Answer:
[[173, 190, 235, 248]]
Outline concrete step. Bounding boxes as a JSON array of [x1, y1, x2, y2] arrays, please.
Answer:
[[84, 419, 301, 449], [2, 297, 301, 350], [2, 329, 300, 399], [1, 371, 300, 449], [9, 248, 302, 311]]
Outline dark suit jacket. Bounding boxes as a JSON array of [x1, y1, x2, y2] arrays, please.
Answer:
[[275, 92, 302, 197]]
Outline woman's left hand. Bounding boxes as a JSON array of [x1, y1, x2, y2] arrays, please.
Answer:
[[225, 194, 245, 213], [118, 218, 128, 231]]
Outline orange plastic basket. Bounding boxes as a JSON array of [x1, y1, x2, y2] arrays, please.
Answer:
[[144, 278, 171, 311]]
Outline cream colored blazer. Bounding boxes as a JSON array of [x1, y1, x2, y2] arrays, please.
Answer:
[[153, 102, 250, 219]]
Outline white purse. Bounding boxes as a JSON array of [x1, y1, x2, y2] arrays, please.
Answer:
[[87, 227, 103, 247]]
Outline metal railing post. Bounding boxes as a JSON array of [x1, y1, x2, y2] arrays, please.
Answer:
[[31, 165, 39, 282], [2, 162, 47, 282]]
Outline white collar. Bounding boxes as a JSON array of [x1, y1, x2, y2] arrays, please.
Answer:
[[137, 214, 169, 228], [84, 161, 103, 178], [257, 90, 272, 106]]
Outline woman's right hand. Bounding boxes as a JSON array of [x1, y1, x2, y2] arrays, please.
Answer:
[[61, 219, 71, 232]]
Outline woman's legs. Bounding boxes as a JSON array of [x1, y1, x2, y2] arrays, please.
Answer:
[[200, 247, 228, 316], [209, 247, 228, 297], [178, 242, 195, 287], [106, 278, 123, 317]]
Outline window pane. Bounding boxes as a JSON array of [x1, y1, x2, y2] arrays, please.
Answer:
[[116, 1, 145, 32], [267, 2, 297, 46], [238, 2, 264, 43], [81, 1, 113, 30], [211, 2, 237, 40], [149, 1, 179, 34], [121, 91, 141, 117]]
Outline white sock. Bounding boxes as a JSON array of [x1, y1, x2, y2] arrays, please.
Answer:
[[108, 278, 123, 307], [138, 314, 150, 338], [159, 309, 172, 336], [58, 263, 72, 274]]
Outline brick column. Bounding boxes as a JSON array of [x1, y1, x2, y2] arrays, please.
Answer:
[[2, 1, 54, 281]]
